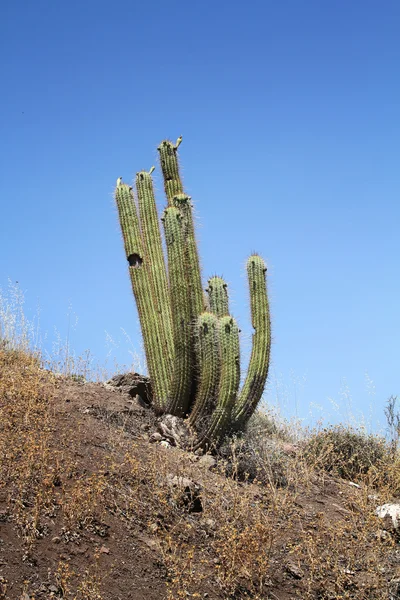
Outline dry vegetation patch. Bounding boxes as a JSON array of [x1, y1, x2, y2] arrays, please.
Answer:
[[1, 351, 400, 599]]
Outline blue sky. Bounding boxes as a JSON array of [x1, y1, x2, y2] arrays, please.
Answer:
[[1, 0, 399, 430]]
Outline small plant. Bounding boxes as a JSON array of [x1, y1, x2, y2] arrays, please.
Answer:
[[384, 394, 400, 453], [304, 424, 387, 481], [114, 138, 271, 449]]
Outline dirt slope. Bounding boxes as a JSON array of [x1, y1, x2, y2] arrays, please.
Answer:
[[1, 359, 400, 599]]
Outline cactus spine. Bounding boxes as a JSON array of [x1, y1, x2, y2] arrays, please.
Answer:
[[114, 138, 272, 449]]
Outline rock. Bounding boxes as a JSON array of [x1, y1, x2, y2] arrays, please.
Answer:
[[104, 373, 152, 405], [376, 503, 400, 529], [203, 518, 216, 530], [166, 474, 202, 513], [157, 414, 193, 447], [375, 529, 391, 541], [198, 455, 216, 470], [160, 440, 170, 448], [51, 536, 61, 544], [389, 577, 400, 600], [48, 585, 59, 593], [149, 432, 162, 443], [285, 562, 304, 579], [368, 494, 379, 502]]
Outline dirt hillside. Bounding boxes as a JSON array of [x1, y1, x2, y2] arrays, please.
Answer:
[[1, 351, 400, 599]]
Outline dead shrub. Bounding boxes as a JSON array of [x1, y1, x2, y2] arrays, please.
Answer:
[[304, 424, 389, 481]]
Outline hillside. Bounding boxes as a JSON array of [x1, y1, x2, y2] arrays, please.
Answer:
[[1, 350, 400, 600]]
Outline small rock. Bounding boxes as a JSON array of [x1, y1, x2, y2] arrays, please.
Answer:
[[285, 562, 304, 579], [149, 523, 158, 533], [166, 474, 203, 512], [52, 536, 61, 544], [160, 440, 171, 448], [48, 585, 59, 594], [375, 529, 391, 541], [376, 503, 400, 529], [389, 577, 400, 600], [348, 481, 361, 489], [198, 455, 216, 470], [104, 373, 152, 404], [157, 414, 192, 447], [203, 518, 216, 530], [100, 545, 110, 554], [149, 432, 162, 443]]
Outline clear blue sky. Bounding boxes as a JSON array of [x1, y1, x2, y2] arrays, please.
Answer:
[[1, 0, 399, 430]]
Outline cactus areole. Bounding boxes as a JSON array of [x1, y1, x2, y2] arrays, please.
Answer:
[[114, 137, 271, 449]]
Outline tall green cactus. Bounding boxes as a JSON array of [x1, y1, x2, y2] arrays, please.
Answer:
[[114, 182, 170, 411], [162, 207, 192, 416], [114, 138, 271, 449], [207, 276, 230, 317]]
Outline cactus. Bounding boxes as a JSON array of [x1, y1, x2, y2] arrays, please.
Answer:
[[233, 255, 271, 426], [136, 170, 174, 388], [162, 207, 193, 416], [114, 182, 170, 411], [114, 138, 271, 449], [207, 276, 230, 317], [189, 312, 220, 428], [194, 316, 241, 450]]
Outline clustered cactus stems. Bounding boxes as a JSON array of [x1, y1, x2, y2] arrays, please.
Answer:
[[114, 138, 271, 449]]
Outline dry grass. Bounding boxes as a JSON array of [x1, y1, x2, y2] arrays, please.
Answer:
[[1, 287, 400, 598]]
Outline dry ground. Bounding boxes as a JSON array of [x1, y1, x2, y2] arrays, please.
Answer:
[[1, 349, 400, 600]]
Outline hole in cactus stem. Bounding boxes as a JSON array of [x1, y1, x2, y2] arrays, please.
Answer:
[[128, 253, 143, 268]]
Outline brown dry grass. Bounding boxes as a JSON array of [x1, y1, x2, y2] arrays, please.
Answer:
[[1, 346, 400, 599]]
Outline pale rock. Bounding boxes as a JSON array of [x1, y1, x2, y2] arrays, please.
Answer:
[[376, 503, 400, 528]]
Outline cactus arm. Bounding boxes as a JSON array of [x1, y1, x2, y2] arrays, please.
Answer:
[[207, 276, 230, 317], [233, 255, 271, 426], [194, 316, 240, 450], [162, 207, 192, 416], [188, 312, 220, 428], [172, 194, 204, 323], [136, 170, 174, 387], [158, 139, 184, 204], [114, 182, 169, 411]]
